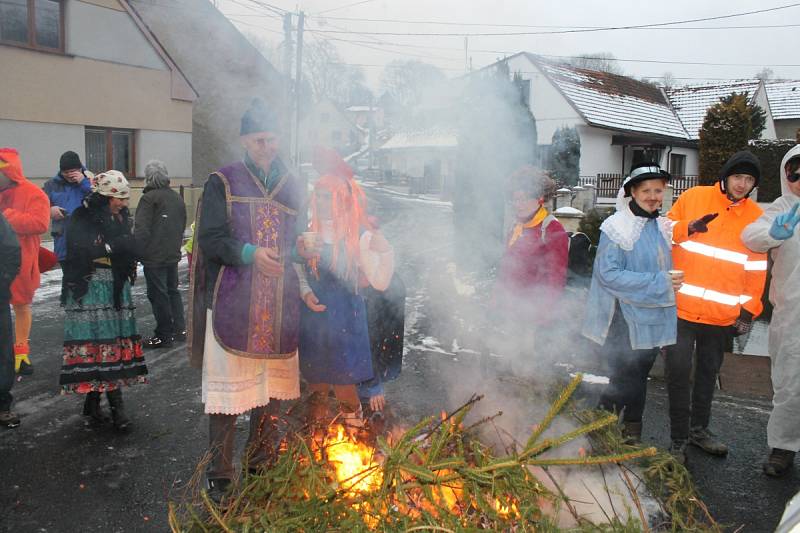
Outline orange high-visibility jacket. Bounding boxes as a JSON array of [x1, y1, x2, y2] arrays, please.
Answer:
[[667, 185, 767, 326]]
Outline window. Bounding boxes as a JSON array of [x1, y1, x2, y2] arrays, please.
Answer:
[[632, 148, 661, 168], [670, 153, 687, 176], [331, 130, 342, 143], [0, 0, 64, 52], [85, 128, 136, 178]]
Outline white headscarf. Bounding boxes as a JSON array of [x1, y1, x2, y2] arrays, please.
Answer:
[[92, 170, 130, 199], [600, 178, 673, 251]]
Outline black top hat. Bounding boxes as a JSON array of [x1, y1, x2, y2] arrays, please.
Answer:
[[623, 162, 671, 197]]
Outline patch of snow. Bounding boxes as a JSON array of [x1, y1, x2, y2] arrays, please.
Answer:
[[571, 372, 610, 385], [554, 206, 585, 215]]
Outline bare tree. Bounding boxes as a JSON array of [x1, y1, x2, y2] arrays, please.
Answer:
[[754, 67, 774, 82], [660, 71, 677, 89], [569, 52, 623, 75], [302, 40, 365, 105], [379, 60, 447, 110]]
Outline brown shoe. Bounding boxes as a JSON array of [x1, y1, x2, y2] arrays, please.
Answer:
[[689, 426, 728, 457], [0, 411, 21, 428], [764, 448, 795, 477]]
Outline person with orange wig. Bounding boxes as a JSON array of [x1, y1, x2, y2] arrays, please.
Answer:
[[296, 147, 395, 428]]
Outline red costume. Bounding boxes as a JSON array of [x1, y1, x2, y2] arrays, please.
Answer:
[[0, 149, 50, 305], [493, 211, 569, 325]]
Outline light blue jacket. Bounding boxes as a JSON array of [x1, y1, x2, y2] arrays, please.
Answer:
[[582, 219, 677, 350]]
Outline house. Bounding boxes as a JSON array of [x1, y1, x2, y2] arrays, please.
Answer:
[[765, 80, 800, 139], [345, 105, 384, 131], [376, 128, 457, 196], [0, 0, 196, 198], [665, 79, 776, 141], [477, 53, 697, 186], [128, 0, 286, 186], [299, 99, 361, 162], [475, 54, 780, 200]]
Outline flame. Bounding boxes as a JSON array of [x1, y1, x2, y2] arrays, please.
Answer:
[[494, 498, 520, 517], [313, 424, 519, 527], [325, 425, 383, 494]]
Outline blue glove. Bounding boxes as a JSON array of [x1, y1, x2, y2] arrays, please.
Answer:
[[769, 203, 800, 241]]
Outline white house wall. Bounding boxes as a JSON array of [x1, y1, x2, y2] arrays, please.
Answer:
[[577, 126, 621, 178], [66, 0, 168, 71], [754, 87, 777, 140], [136, 130, 192, 179], [0, 119, 85, 179]]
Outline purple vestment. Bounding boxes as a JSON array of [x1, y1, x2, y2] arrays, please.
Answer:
[[188, 161, 302, 366]]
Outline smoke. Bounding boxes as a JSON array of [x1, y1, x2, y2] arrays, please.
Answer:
[[370, 63, 659, 527]]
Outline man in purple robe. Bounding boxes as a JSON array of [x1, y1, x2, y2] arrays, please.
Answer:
[[188, 99, 304, 502]]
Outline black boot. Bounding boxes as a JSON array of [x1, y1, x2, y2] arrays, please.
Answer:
[[106, 389, 131, 431], [82, 391, 110, 424]]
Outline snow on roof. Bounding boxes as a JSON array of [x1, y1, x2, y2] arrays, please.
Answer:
[[527, 54, 688, 140], [766, 80, 800, 120], [665, 79, 761, 140], [346, 106, 373, 112], [379, 129, 458, 150]]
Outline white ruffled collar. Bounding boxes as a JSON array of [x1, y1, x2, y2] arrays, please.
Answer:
[[600, 186, 672, 251]]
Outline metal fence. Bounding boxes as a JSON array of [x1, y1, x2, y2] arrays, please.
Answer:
[[591, 173, 698, 199]]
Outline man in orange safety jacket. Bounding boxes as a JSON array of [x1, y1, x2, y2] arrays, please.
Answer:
[[665, 150, 767, 464]]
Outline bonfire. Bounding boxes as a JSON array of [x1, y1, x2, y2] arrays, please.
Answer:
[[169, 374, 722, 532]]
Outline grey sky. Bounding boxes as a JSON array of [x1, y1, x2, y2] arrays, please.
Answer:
[[219, 0, 794, 89]]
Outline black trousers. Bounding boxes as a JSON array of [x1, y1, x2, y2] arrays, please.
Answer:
[[598, 307, 659, 423], [143, 264, 185, 339], [665, 318, 729, 441], [207, 402, 281, 480], [0, 301, 14, 412]]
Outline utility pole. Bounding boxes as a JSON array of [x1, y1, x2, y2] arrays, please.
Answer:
[[282, 12, 293, 154], [464, 36, 469, 73], [294, 11, 305, 172]]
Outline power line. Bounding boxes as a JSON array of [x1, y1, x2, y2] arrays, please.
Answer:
[[308, 2, 800, 36], [316, 0, 380, 16]]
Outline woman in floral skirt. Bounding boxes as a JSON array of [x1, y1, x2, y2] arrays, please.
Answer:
[[59, 171, 147, 430]]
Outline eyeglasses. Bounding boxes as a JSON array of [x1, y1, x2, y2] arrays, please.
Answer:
[[788, 173, 800, 183]]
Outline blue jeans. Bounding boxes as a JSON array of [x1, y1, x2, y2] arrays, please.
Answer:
[[0, 301, 14, 411], [143, 264, 185, 339]]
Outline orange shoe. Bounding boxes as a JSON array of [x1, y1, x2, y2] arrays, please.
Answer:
[[13, 342, 33, 375]]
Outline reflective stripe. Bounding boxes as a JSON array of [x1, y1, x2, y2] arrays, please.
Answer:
[[678, 283, 750, 307], [744, 260, 768, 271], [678, 241, 749, 266]]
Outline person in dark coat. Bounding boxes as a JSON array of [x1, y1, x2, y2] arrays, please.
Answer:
[[43, 151, 93, 263], [134, 160, 187, 348], [0, 211, 21, 428]]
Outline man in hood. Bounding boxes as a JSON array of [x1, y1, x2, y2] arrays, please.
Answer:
[[43, 151, 93, 263], [742, 145, 800, 477], [665, 150, 767, 464], [0, 148, 50, 376], [134, 160, 187, 349]]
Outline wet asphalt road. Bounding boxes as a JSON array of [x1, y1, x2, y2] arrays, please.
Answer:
[[0, 185, 797, 532]]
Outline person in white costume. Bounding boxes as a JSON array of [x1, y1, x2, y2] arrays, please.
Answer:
[[742, 145, 800, 477]]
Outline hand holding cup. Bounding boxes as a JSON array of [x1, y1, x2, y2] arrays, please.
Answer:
[[668, 269, 684, 292]]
